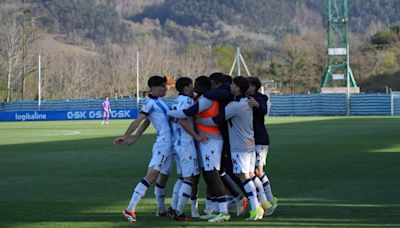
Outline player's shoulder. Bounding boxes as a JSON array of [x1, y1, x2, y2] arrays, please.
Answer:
[[143, 97, 154, 105], [199, 95, 212, 102], [184, 96, 194, 105], [255, 92, 268, 101]]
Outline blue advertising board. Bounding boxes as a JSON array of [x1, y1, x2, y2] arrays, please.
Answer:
[[0, 109, 138, 122]]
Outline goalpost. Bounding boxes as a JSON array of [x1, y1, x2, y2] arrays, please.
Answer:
[[391, 92, 400, 116]]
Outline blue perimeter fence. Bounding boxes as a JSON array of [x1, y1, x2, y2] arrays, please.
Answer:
[[0, 93, 399, 121]]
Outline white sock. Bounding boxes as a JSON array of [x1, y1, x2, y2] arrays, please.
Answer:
[[176, 181, 193, 215], [259, 173, 274, 202], [191, 196, 198, 211], [243, 179, 259, 211], [171, 178, 183, 210], [211, 198, 219, 213], [217, 196, 229, 215], [154, 183, 166, 211], [252, 176, 268, 204], [127, 178, 150, 211], [205, 197, 213, 211]]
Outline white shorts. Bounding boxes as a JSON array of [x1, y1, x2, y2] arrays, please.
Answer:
[[198, 138, 223, 171], [166, 152, 181, 175], [231, 152, 256, 174], [255, 145, 269, 167], [148, 141, 173, 175], [174, 141, 200, 177]]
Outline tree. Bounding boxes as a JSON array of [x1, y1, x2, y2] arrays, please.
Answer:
[[19, 0, 41, 100], [0, 67, 8, 101], [0, 5, 21, 101], [281, 35, 308, 93], [371, 31, 393, 46], [212, 44, 235, 73]]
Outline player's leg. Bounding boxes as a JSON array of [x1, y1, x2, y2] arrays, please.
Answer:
[[190, 174, 200, 217], [148, 142, 172, 216], [174, 141, 199, 221], [101, 111, 106, 125], [154, 147, 176, 216], [167, 152, 182, 216], [220, 146, 243, 199], [199, 139, 230, 222], [249, 149, 269, 214], [233, 152, 263, 221], [104, 111, 109, 124], [170, 177, 183, 214], [123, 167, 160, 222], [256, 145, 278, 215], [154, 173, 169, 216]]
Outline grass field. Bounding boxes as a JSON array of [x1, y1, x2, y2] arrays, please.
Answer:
[[1, 117, 400, 227]]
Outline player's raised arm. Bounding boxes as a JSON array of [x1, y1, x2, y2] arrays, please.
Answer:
[[114, 113, 148, 145], [127, 118, 150, 146]]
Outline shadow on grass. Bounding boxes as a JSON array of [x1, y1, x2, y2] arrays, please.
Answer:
[[0, 117, 400, 226]]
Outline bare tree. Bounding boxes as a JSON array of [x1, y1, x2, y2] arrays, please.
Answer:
[[0, 6, 21, 101], [19, 0, 42, 100]]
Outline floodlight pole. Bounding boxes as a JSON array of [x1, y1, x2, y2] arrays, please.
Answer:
[[7, 69, 11, 102], [229, 57, 237, 76], [237, 47, 241, 75], [136, 51, 140, 112], [346, 44, 350, 116], [391, 93, 394, 116], [38, 55, 41, 110]]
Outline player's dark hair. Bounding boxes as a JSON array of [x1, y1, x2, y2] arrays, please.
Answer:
[[224, 75, 233, 85], [175, 77, 193, 93], [195, 76, 211, 90], [233, 76, 250, 94], [147, 76, 167, 88], [209, 72, 225, 85], [248, 76, 262, 91]]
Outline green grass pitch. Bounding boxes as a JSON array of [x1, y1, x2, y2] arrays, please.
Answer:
[[1, 117, 400, 227]]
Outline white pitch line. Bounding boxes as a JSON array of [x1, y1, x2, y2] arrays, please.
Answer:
[[46, 131, 81, 136]]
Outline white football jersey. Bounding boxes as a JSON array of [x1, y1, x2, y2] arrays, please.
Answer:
[[172, 94, 195, 146], [141, 96, 172, 142]]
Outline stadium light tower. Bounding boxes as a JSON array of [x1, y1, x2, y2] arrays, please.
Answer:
[[321, 0, 357, 89]]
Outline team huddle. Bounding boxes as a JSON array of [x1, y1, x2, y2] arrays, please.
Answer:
[[114, 73, 277, 223]]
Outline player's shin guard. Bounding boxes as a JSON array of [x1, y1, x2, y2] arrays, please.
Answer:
[[259, 173, 274, 202], [176, 181, 192, 215], [243, 179, 259, 211], [155, 183, 166, 212], [171, 178, 183, 210], [252, 176, 268, 204], [128, 178, 150, 211]]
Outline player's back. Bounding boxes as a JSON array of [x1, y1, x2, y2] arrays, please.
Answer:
[[227, 97, 255, 153]]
